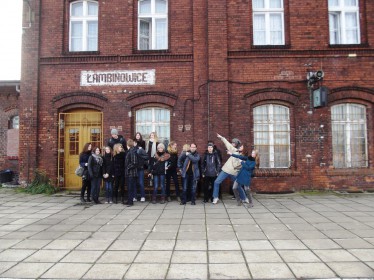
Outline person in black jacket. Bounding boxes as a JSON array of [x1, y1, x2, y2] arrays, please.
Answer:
[[88, 147, 103, 204], [166, 141, 180, 202], [112, 143, 126, 204], [79, 142, 92, 203], [202, 143, 221, 203], [102, 146, 114, 203], [134, 132, 146, 150], [107, 129, 127, 151], [134, 137, 149, 202], [125, 139, 138, 207]]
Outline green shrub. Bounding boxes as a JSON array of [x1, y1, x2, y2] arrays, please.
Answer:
[[22, 170, 58, 195]]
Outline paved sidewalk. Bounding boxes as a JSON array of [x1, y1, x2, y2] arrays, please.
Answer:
[[0, 188, 373, 280]]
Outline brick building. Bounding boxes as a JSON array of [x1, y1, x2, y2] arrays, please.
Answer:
[[19, 0, 374, 192], [0, 81, 20, 181]]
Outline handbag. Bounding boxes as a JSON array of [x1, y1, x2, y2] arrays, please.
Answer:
[[75, 165, 84, 177]]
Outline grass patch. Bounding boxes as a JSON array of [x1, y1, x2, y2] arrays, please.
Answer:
[[17, 170, 59, 195]]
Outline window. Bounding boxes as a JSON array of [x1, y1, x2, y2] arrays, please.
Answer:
[[252, 0, 284, 45], [9, 115, 19, 129], [138, 0, 168, 50], [253, 104, 290, 168], [331, 104, 367, 168], [69, 0, 98, 52], [328, 0, 360, 44], [136, 107, 170, 145]]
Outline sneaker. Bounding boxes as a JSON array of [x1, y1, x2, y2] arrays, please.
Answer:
[[140, 197, 145, 202], [167, 196, 171, 202], [244, 198, 250, 204], [109, 201, 113, 204], [177, 197, 181, 202], [105, 201, 109, 204], [231, 196, 236, 200], [133, 198, 137, 202], [248, 203, 254, 208], [212, 198, 219, 204]]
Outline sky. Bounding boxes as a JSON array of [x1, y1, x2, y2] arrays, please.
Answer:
[[0, 0, 23, 81]]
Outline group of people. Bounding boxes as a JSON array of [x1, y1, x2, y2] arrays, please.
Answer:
[[78, 129, 259, 207]]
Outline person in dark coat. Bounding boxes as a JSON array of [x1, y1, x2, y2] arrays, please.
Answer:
[[88, 147, 103, 204], [79, 142, 92, 203], [134, 138, 149, 202], [112, 143, 126, 204], [202, 143, 221, 203], [148, 143, 170, 204], [135, 132, 146, 150], [107, 128, 127, 151], [125, 139, 138, 207], [178, 143, 200, 205], [102, 146, 114, 203], [166, 141, 180, 202]]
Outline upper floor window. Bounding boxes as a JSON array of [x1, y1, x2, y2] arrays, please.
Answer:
[[328, 0, 360, 44], [136, 107, 170, 145], [138, 0, 168, 50], [252, 0, 284, 45], [253, 104, 290, 168], [331, 104, 367, 168], [9, 116, 19, 129], [69, 1, 98, 52]]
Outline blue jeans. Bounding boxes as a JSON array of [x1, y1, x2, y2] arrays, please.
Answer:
[[213, 171, 237, 199], [127, 176, 137, 205], [153, 174, 165, 197], [233, 181, 247, 201], [136, 169, 145, 198], [182, 174, 197, 204], [90, 177, 102, 201], [105, 181, 113, 201]]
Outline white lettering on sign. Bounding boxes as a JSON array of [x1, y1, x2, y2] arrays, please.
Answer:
[[80, 70, 156, 86]]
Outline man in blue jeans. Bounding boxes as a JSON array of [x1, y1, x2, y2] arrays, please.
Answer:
[[212, 133, 243, 204]]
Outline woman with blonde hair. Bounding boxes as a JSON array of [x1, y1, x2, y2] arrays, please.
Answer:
[[166, 141, 180, 201]]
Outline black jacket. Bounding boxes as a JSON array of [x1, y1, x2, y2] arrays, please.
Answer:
[[167, 151, 178, 171], [202, 151, 221, 177], [88, 155, 103, 178], [150, 151, 170, 175], [107, 135, 127, 150], [113, 151, 126, 177], [135, 146, 149, 169], [102, 153, 114, 182], [125, 147, 138, 177]]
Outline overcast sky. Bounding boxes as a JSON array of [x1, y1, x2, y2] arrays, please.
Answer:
[[0, 0, 22, 81]]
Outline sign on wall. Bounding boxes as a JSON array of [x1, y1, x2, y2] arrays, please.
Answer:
[[80, 69, 156, 86]]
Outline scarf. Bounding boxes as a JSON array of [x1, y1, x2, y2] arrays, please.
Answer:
[[92, 153, 103, 166]]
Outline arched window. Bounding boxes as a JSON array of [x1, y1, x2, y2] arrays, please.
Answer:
[[136, 107, 170, 145], [69, 0, 98, 51], [331, 103, 367, 168], [138, 0, 168, 50], [253, 104, 290, 168], [9, 115, 19, 129]]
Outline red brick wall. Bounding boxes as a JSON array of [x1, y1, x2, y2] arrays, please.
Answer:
[[19, 0, 374, 192]]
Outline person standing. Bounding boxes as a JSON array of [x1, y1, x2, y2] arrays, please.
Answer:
[[125, 139, 138, 207], [178, 143, 200, 205], [102, 146, 114, 203], [135, 132, 146, 149], [201, 143, 221, 203], [107, 129, 127, 151], [79, 143, 92, 203], [166, 141, 180, 202], [112, 143, 126, 204], [134, 136, 149, 202], [88, 147, 103, 204], [148, 143, 170, 204], [212, 133, 242, 204]]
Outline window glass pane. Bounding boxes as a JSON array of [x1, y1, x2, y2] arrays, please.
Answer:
[[155, 0, 167, 13], [328, 0, 339, 7], [11, 116, 19, 129], [270, 0, 282, 8], [71, 2, 83, 16], [329, 13, 340, 44], [253, 14, 266, 45], [139, 0, 151, 14], [344, 0, 357, 7], [71, 22, 83, 51], [253, 0, 264, 9], [139, 19, 150, 50], [87, 21, 98, 51], [136, 108, 170, 144], [270, 14, 282, 44], [88, 2, 98, 16], [155, 18, 167, 49], [345, 12, 358, 44]]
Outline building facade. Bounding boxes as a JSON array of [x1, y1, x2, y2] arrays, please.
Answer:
[[20, 0, 374, 192]]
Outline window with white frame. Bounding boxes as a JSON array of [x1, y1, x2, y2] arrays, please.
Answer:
[[253, 104, 290, 168], [331, 104, 367, 168], [138, 0, 168, 50], [328, 0, 360, 44], [9, 115, 19, 129], [136, 107, 170, 145], [252, 0, 284, 45], [69, 0, 98, 52]]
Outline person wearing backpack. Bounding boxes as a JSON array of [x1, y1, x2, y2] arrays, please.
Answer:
[[125, 139, 138, 207], [134, 136, 149, 202]]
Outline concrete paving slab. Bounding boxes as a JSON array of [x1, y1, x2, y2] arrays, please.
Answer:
[[1, 262, 54, 278], [97, 251, 138, 263], [328, 261, 374, 278], [167, 263, 207, 280], [288, 262, 337, 278], [82, 263, 129, 279], [171, 251, 207, 263], [175, 240, 207, 251], [243, 250, 283, 263], [0, 262, 17, 274], [25, 249, 70, 262], [208, 251, 245, 263], [248, 262, 295, 279], [125, 263, 168, 279], [277, 250, 320, 262], [134, 250, 172, 263], [209, 263, 250, 279], [41, 262, 92, 279], [0, 249, 36, 262]]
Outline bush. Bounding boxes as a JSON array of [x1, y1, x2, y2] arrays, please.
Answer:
[[21, 170, 58, 195]]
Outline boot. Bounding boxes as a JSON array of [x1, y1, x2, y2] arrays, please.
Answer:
[[160, 196, 165, 204], [247, 192, 254, 208], [233, 188, 241, 205], [152, 195, 157, 204], [80, 197, 86, 203], [113, 196, 118, 204]]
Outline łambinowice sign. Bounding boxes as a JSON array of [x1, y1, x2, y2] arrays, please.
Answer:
[[80, 70, 156, 86]]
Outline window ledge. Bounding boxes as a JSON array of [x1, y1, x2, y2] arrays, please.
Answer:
[[132, 49, 170, 55], [251, 44, 291, 50], [254, 169, 300, 177], [329, 43, 369, 49], [326, 168, 373, 176], [6, 156, 19, 160], [63, 51, 100, 56]]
